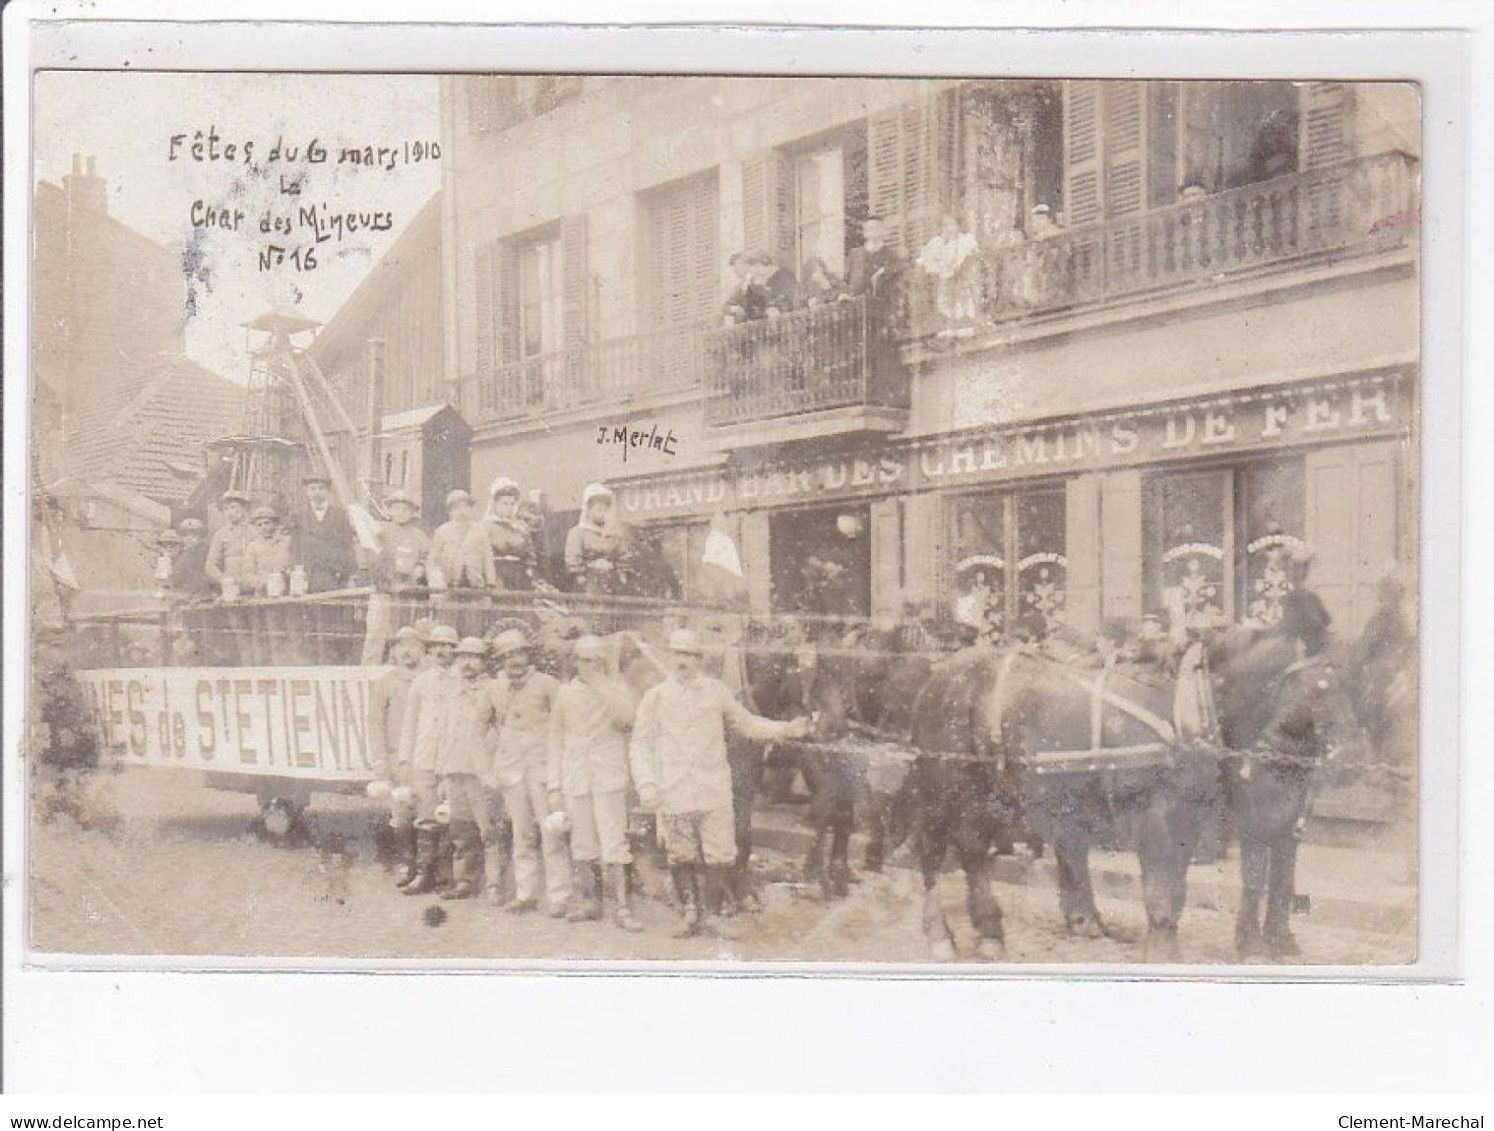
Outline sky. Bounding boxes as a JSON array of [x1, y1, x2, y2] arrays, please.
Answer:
[[34, 71, 443, 382]]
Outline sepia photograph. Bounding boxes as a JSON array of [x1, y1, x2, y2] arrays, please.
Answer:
[[24, 69, 1422, 968]]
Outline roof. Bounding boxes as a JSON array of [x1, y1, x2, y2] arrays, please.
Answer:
[[57, 354, 248, 506], [380, 403, 454, 432]]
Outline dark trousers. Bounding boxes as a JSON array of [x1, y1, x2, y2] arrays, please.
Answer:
[[727, 738, 765, 876]]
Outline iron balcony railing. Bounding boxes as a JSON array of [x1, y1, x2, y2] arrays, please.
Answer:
[[476, 320, 709, 423], [703, 295, 910, 427], [913, 152, 1419, 334]]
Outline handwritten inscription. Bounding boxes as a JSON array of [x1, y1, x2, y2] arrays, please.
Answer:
[[167, 125, 438, 277], [596, 421, 680, 462]]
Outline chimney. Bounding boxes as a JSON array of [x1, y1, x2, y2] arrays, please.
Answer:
[[63, 152, 108, 215]]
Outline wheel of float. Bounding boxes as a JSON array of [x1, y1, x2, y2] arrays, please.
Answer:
[[256, 796, 307, 844]]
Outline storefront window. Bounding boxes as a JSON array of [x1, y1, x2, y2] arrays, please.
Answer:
[[1015, 487, 1067, 636], [768, 505, 872, 622], [1239, 457, 1307, 627], [947, 485, 1067, 640], [649, 521, 709, 603], [1143, 457, 1308, 636], [1144, 468, 1231, 635]]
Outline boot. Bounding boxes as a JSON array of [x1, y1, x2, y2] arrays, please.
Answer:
[[483, 844, 507, 903], [567, 862, 604, 922], [441, 821, 482, 900], [610, 864, 643, 933], [390, 822, 417, 889], [402, 823, 444, 896], [672, 865, 702, 938]]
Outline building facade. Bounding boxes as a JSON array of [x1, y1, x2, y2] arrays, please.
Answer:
[[430, 76, 1417, 643]]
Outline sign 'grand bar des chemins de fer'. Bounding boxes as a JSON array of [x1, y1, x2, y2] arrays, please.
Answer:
[[617, 373, 1410, 519]]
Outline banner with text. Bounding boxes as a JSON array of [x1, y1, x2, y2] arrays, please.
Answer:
[[77, 666, 383, 781]]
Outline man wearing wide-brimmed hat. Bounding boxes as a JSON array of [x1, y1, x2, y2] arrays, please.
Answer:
[[170, 517, 212, 597], [436, 636, 501, 901], [367, 625, 428, 885], [287, 471, 358, 593], [488, 628, 569, 914], [205, 490, 253, 592], [395, 623, 459, 895], [548, 634, 640, 930], [242, 505, 292, 595], [630, 628, 810, 936], [464, 476, 538, 592], [428, 487, 477, 588], [375, 489, 430, 591]]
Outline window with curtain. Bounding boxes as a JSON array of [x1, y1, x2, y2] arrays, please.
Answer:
[[947, 485, 1068, 638]]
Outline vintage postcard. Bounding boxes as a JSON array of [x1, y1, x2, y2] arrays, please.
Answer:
[[25, 70, 1421, 967]]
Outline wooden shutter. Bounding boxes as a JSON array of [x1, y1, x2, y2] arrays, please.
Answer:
[[900, 493, 945, 616], [1064, 475, 1102, 636], [1300, 82, 1351, 169], [690, 173, 722, 324], [867, 105, 907, 248], [1103, 82, 1148, 217], [742, 509, 773, 614], [1100, 469, 1144, 626], [1103, 81, 1150, 283], [473, 242, 495, 411], [870, 498, 903, 619], [1305, 442, 1399, 640], [741, 150, 792, 264], [865, 91, 959, 257], [561, 214, 589, 398], [1063, 80, 1102, 227]]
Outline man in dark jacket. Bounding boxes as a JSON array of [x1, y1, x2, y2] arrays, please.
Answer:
[[287, 473, 358, 592]]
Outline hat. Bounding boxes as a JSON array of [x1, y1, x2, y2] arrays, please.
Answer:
[[385, 490, 418, 510], [427, 624, 459, 646], [489, 476, 521, 498], [454, 636, 489, 658], [667, 628, 703, 655], [573, 634, 607, 661], [411, 617, 437, 642], [491, 628, 531, 658], [221, 490, 250, 506], [445, 488, 474, 508], [1032, 203, 1052, 216], [392, 625, 427, 648], [302, 472, 331, 486], [250, 505, 279, 522], [582, 482, 614, 506], [179, 517, 206, 533]]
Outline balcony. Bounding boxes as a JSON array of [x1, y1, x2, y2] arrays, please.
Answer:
[[913, 152, 1419, 339], [475, 321, 707, 424], [702, 295, 910, 445]]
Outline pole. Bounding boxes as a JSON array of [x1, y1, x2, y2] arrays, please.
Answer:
[[362, 338, 386, 507]]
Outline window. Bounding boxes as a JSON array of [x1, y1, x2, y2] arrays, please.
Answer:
[[517, 233, 564, 361], [788, 130, 868, 278], [1142, 455, 1306, 635], [947, 485, 1068, 638], [641, 170, 720, 329], [1178, 81, 1300, 194], [650, 522, 710, 602]]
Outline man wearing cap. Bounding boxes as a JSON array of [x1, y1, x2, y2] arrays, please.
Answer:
[[375, 490, 430, 591], [488, 629, 569, 915], [170, 518, 213, 597], [630, 628, 810, 936], [287, 473, 357, 593], [465, 477, 537, 592], [242, 506, 292, 595], [395, 623, 459, 894], [429, 488, 476, 588], [564, 483, 624, 595], [205, 491, 253, 593], [548, 634, 640, 930], [368, 625, 427, 885], [437, 637, 501, 900]]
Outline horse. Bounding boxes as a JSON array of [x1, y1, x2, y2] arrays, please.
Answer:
[[1210, 608, 1360, 960], [901, 642, 1212, 961]]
